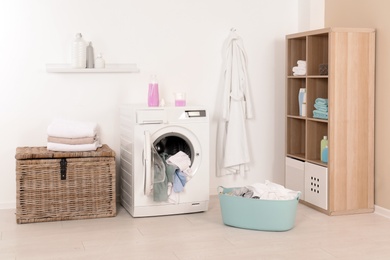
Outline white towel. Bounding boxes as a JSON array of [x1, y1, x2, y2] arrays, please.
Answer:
[[292, 66, 306, 74], [297, 60, 307, 67], [47, 119, 98, 138], [166, 151, 192, 177], [47, 141, 101, 152], [292, 66, 306, 76]]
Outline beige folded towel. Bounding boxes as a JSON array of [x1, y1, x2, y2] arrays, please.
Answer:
[[47, 136, 97, 145], [47, 141, 101, 152]]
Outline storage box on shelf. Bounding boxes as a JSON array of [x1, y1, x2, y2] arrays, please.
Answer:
[[15, 144, 116, 224], [285, 157, 305, 200], [285, 28, 375, 215]]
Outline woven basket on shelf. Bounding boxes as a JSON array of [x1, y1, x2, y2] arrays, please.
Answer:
[[15, 144, 116, 224]]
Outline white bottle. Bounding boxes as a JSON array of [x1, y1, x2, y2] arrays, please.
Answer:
[[302, 91, 307, 117], [71, 33, 86, 68], [86, 42, 94, 68], [95, 53, 105, 69], [298, 88, 306, 116]]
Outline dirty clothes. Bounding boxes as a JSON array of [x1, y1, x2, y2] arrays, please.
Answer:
[[226, 187, 254, 198], [152, 148, 168, 202], [225, 181, 300, 200], [173, 169, 187, 193]]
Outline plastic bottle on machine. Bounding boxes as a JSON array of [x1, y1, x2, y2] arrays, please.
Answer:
[[148, 75, 160, 107]]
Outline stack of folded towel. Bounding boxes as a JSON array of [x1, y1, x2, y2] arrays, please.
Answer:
[[46, 119, 101, 152], [292, 60, 306, 76], [313, 98, 328, 119]]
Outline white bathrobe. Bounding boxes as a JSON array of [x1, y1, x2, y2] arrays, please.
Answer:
[[216, 30, 253, 176]]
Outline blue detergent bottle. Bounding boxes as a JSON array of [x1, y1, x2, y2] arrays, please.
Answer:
[[322, 145, 328, 163], [320, 136, 328, 162]]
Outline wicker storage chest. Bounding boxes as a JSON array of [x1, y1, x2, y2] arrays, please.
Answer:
[[15, 144, 116, 224]]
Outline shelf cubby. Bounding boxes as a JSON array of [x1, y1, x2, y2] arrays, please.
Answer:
[[307, 78, 328, 119], [306, 120, 328, 162], [287, 78, 306, 117], [307, 33, 329, 76], [287, 36, 306, 76], [286, 118, 306, 159]]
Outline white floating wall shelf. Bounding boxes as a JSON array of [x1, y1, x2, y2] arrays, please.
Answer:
[[46, 63, 139, 73]]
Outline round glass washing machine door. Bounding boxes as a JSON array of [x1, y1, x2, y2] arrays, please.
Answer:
[[143, 125, 203, 196]]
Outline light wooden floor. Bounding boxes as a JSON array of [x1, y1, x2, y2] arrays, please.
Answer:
[[1, 196, 390, 260]]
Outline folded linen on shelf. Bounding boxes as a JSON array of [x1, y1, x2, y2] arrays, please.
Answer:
[[292, 66, 306, 76], [314, 103, 328, 112], [47, 119, 98, 139], [292, 60, 307, 76], [47, 141, 101, 152], [297, 60, 307, 67], [292, 67, 306, 73], [47, 135, 97, 145], [313, 110, 328, 119], [315, 98, 328, 105]]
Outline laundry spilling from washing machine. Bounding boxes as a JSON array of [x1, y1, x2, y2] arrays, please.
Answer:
[[150, 150, 194, 202]]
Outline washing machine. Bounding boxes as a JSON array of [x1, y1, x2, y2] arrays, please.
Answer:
[[120, 105, 209, 217]]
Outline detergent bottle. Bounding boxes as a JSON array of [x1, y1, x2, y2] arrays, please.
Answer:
[[320, 136, 328, 162], [148, 75, 159, 107]]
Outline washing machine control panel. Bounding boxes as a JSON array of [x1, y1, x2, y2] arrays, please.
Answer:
[[186, 110, 206, 118]]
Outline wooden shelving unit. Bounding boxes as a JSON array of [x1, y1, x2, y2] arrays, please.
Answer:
[[285, 28, 375, 215]]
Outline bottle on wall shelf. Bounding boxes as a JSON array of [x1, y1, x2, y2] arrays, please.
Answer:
[[86, 42, 94, 68], [95, 53, 105, 69], [320, 136, 328, 163], [148, 75, 160, 107], [71, 33, 87, 68]]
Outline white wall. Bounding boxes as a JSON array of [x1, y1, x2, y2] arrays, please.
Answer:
[[0, 0, 323, 208], [299, 0, 325, 31]]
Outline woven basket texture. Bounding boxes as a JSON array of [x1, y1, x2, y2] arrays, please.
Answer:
[[15, 145, 116, 224]]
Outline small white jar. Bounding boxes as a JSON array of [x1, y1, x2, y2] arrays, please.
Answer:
[[95, 53, 105, 69]]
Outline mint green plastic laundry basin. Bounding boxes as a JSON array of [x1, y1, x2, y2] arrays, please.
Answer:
[[218, 187, 300, 231]]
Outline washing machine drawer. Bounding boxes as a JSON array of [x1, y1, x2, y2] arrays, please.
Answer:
[[136, 109, 166, 124]]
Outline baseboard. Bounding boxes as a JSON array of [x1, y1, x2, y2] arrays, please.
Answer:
[[0, 202, 15, 210], [2, 200, 390, 218], [374, 205, 390, 219]]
